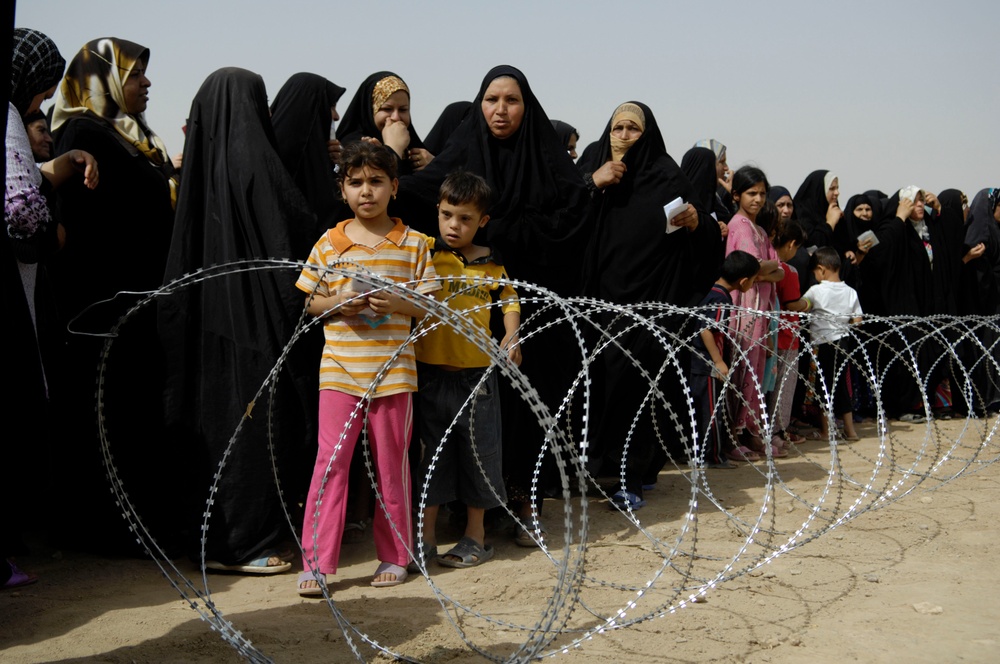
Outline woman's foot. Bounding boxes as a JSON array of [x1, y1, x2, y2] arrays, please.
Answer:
[[297, 571, 328, 597]]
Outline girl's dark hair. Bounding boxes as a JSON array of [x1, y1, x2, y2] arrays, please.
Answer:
[[756, 200, 780, 237], [731, 165, 770, 200], [338, 141, 399, 182], [721, 249, 761, 283], [773, 219, 807, 248]]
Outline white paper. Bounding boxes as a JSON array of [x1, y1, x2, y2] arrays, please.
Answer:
[[857, 230, 880, 249], [663, 197, 687, 234]]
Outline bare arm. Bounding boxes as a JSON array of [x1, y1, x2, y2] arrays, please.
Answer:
[[305, 290, 367, 318], [756, 259, 785, 283], [39, 149, 99, 190], [784, 297, 811, 313], [699, 328, 728, 378], [501, 309, 522, 365]]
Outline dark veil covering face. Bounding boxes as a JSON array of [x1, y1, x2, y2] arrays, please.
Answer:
[[963, 188, 1000, 314], [269, 72, 346, 238], [336, 71, 425, 173], [397, 64, 588, 291], [159, 67, 317, 565], [551, 119, 578, 150], [681, 146, 722, 216], [793, 169, 831, 235], [423, 100, 471, 155], [583, 102, 720, 306]]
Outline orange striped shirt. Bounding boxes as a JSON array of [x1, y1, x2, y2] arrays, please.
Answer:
[[296, 219, 440, 397]]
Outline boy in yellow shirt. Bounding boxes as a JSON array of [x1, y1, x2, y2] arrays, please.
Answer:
[[413, 171, 521, 569]]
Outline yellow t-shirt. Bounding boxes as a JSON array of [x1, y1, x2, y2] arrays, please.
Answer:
[[296, 219, 440, 396], [415, 237, 519, 369]]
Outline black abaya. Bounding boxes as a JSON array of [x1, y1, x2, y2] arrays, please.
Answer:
[[159, 67, 318, 565]]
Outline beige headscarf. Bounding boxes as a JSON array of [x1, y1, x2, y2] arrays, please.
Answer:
[[609, 102, 645, 162]]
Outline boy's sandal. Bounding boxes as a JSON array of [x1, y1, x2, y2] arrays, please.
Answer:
[[726, 446, 761, 463], [514, 524, 547, 548], [205, 550, 292, 575], [407, 540, 438, 574], [438, 536, 494, 569], [297, 570, 328, 597], [608, 489, 646, 511], [371, 562, 408, 588]]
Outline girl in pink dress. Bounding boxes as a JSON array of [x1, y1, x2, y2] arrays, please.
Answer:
[[725, 166, 787, 458]]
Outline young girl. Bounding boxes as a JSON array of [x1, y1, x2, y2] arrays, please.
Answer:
[[295, 142, 440, 595], [725, 166, 787, 459]]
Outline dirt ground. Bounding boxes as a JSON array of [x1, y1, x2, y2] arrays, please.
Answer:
[[3, 418, 1000, 663]]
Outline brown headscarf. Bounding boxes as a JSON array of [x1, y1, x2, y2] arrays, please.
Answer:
[[609, 102, 645, 162]]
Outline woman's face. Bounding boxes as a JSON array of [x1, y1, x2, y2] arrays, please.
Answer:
[[481, 77, 525, 139], [26, 83, 57, 115], [331, 105, 340, 123], [854, 202, 873, 221], [716, 154, 728, 181], [374, 90, 410, 131], [611, 118, 642, 142], [567, 132, 578, 160], [775, 195, 794, 221], [122, 60, 151, 114], [993, 203, 1000, 224], [910, 193, 925, 221], [827, 177, 840, 205]]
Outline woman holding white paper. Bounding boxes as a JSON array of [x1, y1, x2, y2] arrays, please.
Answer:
[[581, 101, 721, 509]]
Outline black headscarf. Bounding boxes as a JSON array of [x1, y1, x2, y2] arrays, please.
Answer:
[[582, 102, 720, 306], [793, 169, 831, 235], [398, 65, 588, 292], [767, 185, 791, 205], [159, 67, 317, 564], [269, 72, 345, 238], [962, 188, 1000, 315], [336, 71, 425, 173], [551, 119, 578, 151], [423, 100, 471, 155], [9, 28, 64, 117], [680, 146, 721, 216]]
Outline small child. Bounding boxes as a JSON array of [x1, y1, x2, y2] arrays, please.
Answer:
[[691, 249, 760, 467], [295, 142, 441, 595], [802, 247, 863, 440], [769, 220, 811, 448], [413, 171, 521, 569]]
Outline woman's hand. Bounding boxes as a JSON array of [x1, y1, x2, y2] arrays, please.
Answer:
[[591, 160, 626, 189], [408, 147, 434, 171], [963, 243, 986, 264], [381, 118, 411, 158], [170, 152, 183, 170], [924, 191, 942, 214], [670, 204, 700, 231], [826, 202, 843, 228], [718, 220, 729, 238], [328, 138, 342, 164], [896, 197, 915, 220]]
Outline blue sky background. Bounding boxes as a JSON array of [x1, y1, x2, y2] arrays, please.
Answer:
[[16, 0, 998, 199]]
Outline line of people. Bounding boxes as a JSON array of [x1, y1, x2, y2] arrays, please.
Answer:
[[6, 27, 999, 593]]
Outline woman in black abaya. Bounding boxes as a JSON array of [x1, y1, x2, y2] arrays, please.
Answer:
[[583, 102, 720, 507], [423, 100, 471, 155], [269, 72, 346, 245], [399, 65, 589, 541], [159, 67, 317, 572]]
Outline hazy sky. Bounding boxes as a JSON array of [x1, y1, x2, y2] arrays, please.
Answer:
[[15, 0, 999, 199]]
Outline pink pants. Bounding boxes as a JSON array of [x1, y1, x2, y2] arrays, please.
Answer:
[[301, 390, 413, 575]]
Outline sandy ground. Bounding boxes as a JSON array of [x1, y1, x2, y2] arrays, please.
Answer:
[[3, 418, 1000, 664]]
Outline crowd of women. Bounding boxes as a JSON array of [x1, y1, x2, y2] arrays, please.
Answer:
[[5, 26, 999, 588]]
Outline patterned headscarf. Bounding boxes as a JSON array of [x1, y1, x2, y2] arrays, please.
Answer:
[[693, 138, 726, 160], [370, 75, 408, 116], [10, 28, 65, 117], [52, 38, 169, 167]]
